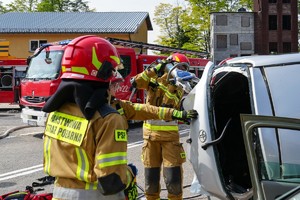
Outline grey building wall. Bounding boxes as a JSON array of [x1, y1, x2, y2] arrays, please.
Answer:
[[210, 12, 255, 64]]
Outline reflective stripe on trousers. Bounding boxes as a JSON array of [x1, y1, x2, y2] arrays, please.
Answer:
[[53, 186, 125, 200]]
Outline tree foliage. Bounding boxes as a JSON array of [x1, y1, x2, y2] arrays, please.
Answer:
[[154, 3, 189, 49], [153, 0, 253, 57], [0, 0, 94, 12], [3, 0, 39, 12], [37, 0, 93, 12], [0, 1, 7, 13]]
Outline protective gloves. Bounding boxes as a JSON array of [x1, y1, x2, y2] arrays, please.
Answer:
[[124, 163, 138, 200], [153, 60, 167, 76], [172, 109, 198, 124]]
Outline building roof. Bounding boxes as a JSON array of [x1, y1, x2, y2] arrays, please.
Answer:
[[0, 12, 153, 33]]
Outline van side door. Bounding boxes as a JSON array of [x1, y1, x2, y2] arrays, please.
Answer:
[[240, 114, 300, 200]]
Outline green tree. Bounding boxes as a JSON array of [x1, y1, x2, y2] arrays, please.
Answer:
[[1, 0, 93, 12], [37, 0, 93, 12], [239, 0, 253, 11], [66, 0, 92, 12], [153, 3, 190, 50], [36, 0, 62, 11], [3, 0, 39, 12], [0, 1, 7, 13], [153, 0, 253, 57]]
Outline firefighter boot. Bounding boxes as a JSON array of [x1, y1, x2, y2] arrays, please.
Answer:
[[163, 166, 183, 200], [144, 167, 161, 200]]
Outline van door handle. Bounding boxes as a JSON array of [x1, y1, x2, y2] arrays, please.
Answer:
[[201, 118, 232, 150]]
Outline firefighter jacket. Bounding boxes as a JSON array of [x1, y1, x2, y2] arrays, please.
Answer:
[[44, 102, 130, 194], [43, 100, 175, 193], [133, 68, 185, 141]]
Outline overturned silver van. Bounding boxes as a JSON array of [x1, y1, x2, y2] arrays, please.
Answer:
[[184, 54, 300, 200]]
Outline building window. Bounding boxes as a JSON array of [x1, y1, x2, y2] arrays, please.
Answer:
[[241, 16, 250, 27], [216, 15, 228, 26], [283, 42, 291, 53], [269, 42, 278, 54], [217, 35, 227, 48], [230, 34, 238, 45], [282, 0, 291, 3], [240, 42, 252, 50], [269, 0, 277, 3], [29, 40, 47, 52], [269, 15, 277, 30], [282, 15, 291, 30]]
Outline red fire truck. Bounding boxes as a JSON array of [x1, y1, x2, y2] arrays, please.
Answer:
[[0, 41, 27, 104], [19, 38, 209, 126]]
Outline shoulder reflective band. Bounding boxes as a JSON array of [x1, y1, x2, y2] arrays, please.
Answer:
[[45, 111, 89, 146], [118, 108, 124, 115], [157, 83, 179, 104], [141, 71, 150, 81], [115, 129, 127, 141]]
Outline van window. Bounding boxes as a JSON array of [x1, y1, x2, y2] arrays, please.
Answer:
[[257, 128, 300, 183]]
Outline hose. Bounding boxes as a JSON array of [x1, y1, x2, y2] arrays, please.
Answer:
[[0, 125, 34, 139]]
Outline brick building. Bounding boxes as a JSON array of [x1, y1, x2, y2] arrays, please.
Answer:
[[254, 0, 298, 54]]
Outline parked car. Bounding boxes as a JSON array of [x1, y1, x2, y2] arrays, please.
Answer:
[[184, 54, 300, 200]]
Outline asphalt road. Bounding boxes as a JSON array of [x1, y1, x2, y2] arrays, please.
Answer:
[[0, 104, 208, 199]]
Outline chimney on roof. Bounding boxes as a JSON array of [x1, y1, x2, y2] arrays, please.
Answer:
[[238, 7, 247, 12]]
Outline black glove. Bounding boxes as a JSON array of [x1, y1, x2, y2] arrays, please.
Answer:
[[172, 110, 198, 124], [124, 164, 138, 200]]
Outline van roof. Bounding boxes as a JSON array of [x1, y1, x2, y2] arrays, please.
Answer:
[[226, 53, 300, 67]]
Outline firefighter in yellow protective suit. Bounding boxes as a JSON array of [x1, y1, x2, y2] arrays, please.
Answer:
[[42, 35, 197, 200], [108, 71, 197, 125], [131, 53, 192, 200]]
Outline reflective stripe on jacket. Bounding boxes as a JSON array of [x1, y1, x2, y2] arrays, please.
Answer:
[[43, 103, 129, 190]]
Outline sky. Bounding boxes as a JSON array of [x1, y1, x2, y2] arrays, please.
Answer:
[[88, 0, 184, 44], [1, 0, 185, 45]]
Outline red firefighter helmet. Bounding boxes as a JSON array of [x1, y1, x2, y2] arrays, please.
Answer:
[[167, 53, 190, 65], [61, 35, 121, 82]]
